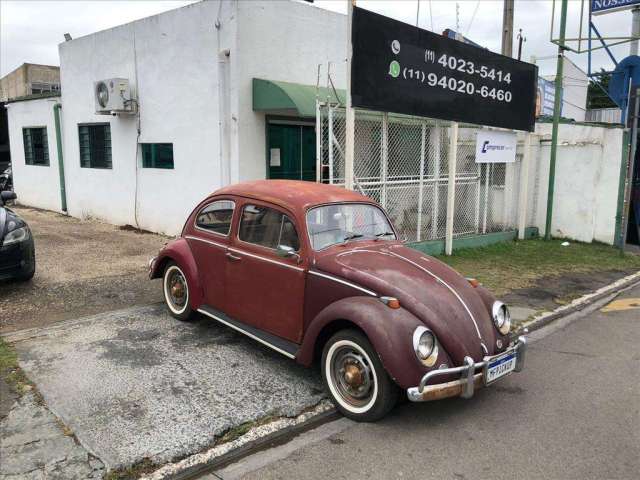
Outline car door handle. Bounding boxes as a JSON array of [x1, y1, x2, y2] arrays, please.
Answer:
[[226, 252, 242, 261]]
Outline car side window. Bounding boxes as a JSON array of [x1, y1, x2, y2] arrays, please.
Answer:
[[239, 204, 300, 251], [196, 200, 235, 236]]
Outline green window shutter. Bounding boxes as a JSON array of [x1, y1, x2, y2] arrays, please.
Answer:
[[22, 127, 49, 166], [23, 128, 33, 165], [78, 124, 112, 169], [141, 143, 174, 169]]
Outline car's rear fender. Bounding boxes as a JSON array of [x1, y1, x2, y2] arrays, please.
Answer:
[[297, 296, 452, 389], [150, 237, 204, 309]]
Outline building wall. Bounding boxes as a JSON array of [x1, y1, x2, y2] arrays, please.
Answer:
[[532, 123, 624, 244], [1, 64, 60, 101], [5, 97, 64, 211], [234, 0, 347, 182], [543, 58, 588, 122], [57, 0, 233, 234]]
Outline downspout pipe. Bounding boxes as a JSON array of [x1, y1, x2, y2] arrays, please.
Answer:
[[53, 103, 67, 213]]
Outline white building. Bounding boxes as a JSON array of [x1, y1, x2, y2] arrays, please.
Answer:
[[6, 0, 347, 234], [5, 0, 630, 247]]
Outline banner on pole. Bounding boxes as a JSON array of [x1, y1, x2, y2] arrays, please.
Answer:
[[475, 130, 518, 163], [351, 7, 538, 131]]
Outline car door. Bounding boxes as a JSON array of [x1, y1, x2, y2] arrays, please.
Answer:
[[224, 201, 306, 343], [185, 198, 235, 310]]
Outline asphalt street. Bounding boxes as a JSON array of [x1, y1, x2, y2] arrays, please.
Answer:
[[208, 283, 640, 480]]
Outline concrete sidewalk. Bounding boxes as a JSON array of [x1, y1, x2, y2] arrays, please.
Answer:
[[6, 305, 325, 471]]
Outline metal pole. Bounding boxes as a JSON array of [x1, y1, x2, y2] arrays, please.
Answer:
[[482, 164, 490, 234], [445, 123, 459, 255], [417, 122, 426, 242], [345, 0, 355, 190], [517, 133, 532, 239], [328, 106, 335, 184], [53, 103, 67, 213], [315, 101, 322, 183], [474, 161, 481, 234], [381, 112, 389, 208], [545, 0, 568, 240], [432, 122, 441, 239], [501, 0, 514, 57], [631, 7, 640, 56]]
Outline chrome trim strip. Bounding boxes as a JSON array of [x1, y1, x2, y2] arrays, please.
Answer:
[[388, 252, 483, 341], [184, 235, 226, 249], [227, 247, 304, 272], [308, 270, 377, 296], [197, 308, 296, 359]]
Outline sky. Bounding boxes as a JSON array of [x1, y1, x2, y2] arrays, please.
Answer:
[[0, 0, 634, 77]]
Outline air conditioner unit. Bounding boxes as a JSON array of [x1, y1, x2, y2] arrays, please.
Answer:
[[94, 78, 134, 114]]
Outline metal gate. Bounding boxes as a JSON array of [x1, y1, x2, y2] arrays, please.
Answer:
[[316, 103, 540, 244]]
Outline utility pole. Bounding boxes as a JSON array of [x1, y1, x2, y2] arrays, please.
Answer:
[[545, 0, 568, 241], [501, 0, 514, 56], [631, 7, 640, 55]]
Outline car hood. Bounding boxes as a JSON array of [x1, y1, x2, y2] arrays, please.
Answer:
[[314, 242, 500, 363]]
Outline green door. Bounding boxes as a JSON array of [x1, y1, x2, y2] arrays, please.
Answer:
[[268, 123, 316, 181]]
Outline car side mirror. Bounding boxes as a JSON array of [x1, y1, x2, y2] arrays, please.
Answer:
[[1, 191, 17, 206], [276, 245, 301, 262]]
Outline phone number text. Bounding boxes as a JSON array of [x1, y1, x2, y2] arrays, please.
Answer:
[[402, 68, 513, 103]]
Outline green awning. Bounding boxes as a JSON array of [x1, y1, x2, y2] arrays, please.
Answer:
[[252, 78, 345, 118]]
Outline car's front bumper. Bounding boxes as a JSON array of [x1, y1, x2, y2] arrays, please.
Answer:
[[407, 336, 527, 402]]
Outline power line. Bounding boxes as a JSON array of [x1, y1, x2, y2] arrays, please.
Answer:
[[466, 0, 481, 36]]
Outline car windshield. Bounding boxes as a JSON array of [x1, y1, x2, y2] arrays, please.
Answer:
[[306, 203, 396, 250]]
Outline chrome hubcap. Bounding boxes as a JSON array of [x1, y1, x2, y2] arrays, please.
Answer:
[[331, 348, 373, 407], [167, 271, 187, 308]]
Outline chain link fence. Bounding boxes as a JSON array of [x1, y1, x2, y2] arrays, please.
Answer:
[[317, 102, 540, 244]]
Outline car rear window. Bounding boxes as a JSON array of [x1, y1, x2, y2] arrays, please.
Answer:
[[238, 204, 300, 251]]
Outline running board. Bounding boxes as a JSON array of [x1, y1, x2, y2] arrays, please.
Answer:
[[197, 305, 299, 359]]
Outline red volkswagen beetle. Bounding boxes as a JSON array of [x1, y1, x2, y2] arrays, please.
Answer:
[[150, 180, 526, 422]]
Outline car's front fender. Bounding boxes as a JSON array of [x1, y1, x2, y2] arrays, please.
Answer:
[[149, 237, 204, 309], [297, 296, 452, 389]]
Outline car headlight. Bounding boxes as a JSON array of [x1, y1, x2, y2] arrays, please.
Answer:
[[492, 301, 511, 335], [2, 226, 29, 246], [413, 326, 439, 367]]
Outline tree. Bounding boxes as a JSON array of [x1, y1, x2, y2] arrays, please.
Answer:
[[587, 70, 617, 109]]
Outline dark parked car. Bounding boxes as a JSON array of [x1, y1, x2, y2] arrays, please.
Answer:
[[0, 191, 35, 281], [150, 180, 526, 421]]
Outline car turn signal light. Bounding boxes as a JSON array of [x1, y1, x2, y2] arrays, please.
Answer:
[[380, 296, 401, 309], [466, 278, 480, 288]]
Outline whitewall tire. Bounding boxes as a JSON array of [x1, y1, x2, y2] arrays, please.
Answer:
[[321, 329, 398, 422], [162, 262, 193, 321]]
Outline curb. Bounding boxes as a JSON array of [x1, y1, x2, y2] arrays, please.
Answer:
[[516, 270, 640, 334], [141, 402, 338, 480]]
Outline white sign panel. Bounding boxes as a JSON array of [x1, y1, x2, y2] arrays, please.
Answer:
[[475, 130, 517, 163], [269, 148, 281, 167]]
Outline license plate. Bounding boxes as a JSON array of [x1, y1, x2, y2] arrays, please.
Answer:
[[485, 352, 517, 385]]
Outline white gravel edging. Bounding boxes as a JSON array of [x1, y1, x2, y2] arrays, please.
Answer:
[[140, 400, 335, 480]]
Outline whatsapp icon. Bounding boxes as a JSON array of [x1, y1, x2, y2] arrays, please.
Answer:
[[388, 60, 400, 78]]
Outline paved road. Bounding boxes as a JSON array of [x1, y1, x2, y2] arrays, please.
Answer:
[[210, 283, 640, 480]]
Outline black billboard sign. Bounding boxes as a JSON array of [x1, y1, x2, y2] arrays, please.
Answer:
[[351, 7, 538, 131]]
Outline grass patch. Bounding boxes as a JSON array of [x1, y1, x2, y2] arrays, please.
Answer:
[[0, 336, 33, 396], [437, 238, 640, 296], [104, 458, 156, 480]]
